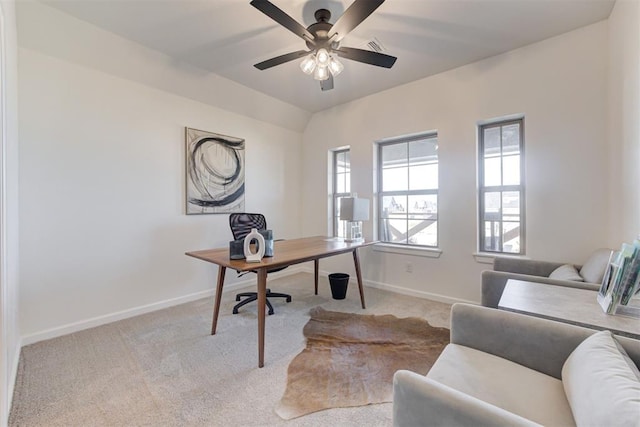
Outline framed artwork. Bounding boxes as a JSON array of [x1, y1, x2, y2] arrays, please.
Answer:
[[185, 127, 245, 214]]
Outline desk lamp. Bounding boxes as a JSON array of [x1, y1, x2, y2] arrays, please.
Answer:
[[339, 197, 370, 243]]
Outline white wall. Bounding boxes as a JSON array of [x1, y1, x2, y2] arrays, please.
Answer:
[[0, 0, 19, 424], [18, 48, 303, 340], [16, 1, 310, 133], [302, 22, 610, 304], [608, 0, 640, 243]]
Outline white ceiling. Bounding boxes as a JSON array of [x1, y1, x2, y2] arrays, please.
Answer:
[[41, 0, 615, 113]]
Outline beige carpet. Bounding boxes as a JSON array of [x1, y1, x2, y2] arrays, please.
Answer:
[[276, 307, 449, 419], [10, 272, 451, 426]]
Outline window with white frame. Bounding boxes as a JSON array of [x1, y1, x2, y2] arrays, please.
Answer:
[[332, 149, 350, 237], [377, 133, 439, 247], [478, 118, 525, 254]]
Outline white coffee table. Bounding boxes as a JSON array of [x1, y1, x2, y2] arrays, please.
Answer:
[[498, 279, 640, 339]]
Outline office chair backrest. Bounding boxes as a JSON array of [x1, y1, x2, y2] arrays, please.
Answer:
[[229, 213, 267, 241]]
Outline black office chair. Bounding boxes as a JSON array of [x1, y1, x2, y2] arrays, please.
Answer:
[[229, 213, 292, 315]]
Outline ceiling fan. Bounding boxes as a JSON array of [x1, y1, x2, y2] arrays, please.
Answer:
[[250, 0, 397, 91]]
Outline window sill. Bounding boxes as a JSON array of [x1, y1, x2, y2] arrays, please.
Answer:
[[473, 252, 530, 265], [374, 243, 442, 258]]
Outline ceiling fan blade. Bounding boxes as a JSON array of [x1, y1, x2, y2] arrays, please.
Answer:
[[320, 75, 334, 91], [254, 50, 309, 70], [335, 47, 397, 68], [250, 0, 315, 43], [327, 0, 385, 42]]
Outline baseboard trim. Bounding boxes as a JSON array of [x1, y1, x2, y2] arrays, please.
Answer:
[[7, 340, 20, 420], [19, 265, 473, 346], [20, 290, 217, 346], [20, 266, 306, 346], [299, 266, 477, 306], [363, 279, 478, 306]]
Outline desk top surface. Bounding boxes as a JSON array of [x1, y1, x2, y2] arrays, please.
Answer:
[[186, 236, 377, 271], [499, 279, 640, 339]]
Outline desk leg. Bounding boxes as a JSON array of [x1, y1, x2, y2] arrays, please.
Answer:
[[314, 259, 319, 295], [257, 267, 267, 368], [211, 266, 226, 335], [353, 249, 366, 309]]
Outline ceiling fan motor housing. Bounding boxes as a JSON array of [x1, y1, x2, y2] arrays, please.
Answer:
[[306, 9, 338, 50]]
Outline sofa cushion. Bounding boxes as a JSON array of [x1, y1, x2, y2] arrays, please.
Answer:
[[562, 330, 640, 427], [549, 264, 584, 281], [579, 248, 612, 283], [427, 343, 575, 426]]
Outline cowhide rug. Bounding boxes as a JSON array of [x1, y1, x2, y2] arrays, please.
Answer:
[[276, 307, 450, 419]]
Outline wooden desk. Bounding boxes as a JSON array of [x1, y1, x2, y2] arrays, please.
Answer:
[[498, 279, 640, 339], [186, 236, 377, 367]]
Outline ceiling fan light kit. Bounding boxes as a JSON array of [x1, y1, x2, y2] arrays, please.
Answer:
[[300, 50, 344, 81], [250, 0, 397, 91]]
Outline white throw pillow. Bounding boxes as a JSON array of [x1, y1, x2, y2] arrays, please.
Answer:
[[549, 264, 584, 281], [579, 248, 612, 283], [562, 330, 640, 427]]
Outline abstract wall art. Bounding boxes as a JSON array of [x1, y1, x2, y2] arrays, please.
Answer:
[[185, 127, 245, 214]]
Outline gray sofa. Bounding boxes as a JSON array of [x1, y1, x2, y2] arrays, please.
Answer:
[[392, 303, 640, 427], [481, 248, 612, 308]]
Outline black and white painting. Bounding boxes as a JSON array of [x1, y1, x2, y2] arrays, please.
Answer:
[[185, 127, 245, 214]]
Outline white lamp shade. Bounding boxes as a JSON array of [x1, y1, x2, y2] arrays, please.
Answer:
[[328, 57, 344, 76], [300, 55, 316, 74], [339, 197, 370, 221], [316, 48, 330, 67], [314, 65, 329, 81]]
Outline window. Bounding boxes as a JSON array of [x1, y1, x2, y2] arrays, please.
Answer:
[[478, 119, 525, 254], [377, 134, 439, 247], [332, 149, 350, 237]]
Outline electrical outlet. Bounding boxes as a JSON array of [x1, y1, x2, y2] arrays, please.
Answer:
[[405, 262, 413, 273]]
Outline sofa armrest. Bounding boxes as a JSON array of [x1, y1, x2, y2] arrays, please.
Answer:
[[449, 303, 599, 379], [481, 270, 600, 308], [392, 370, 540, 427], [493, 257, 566, 276]]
